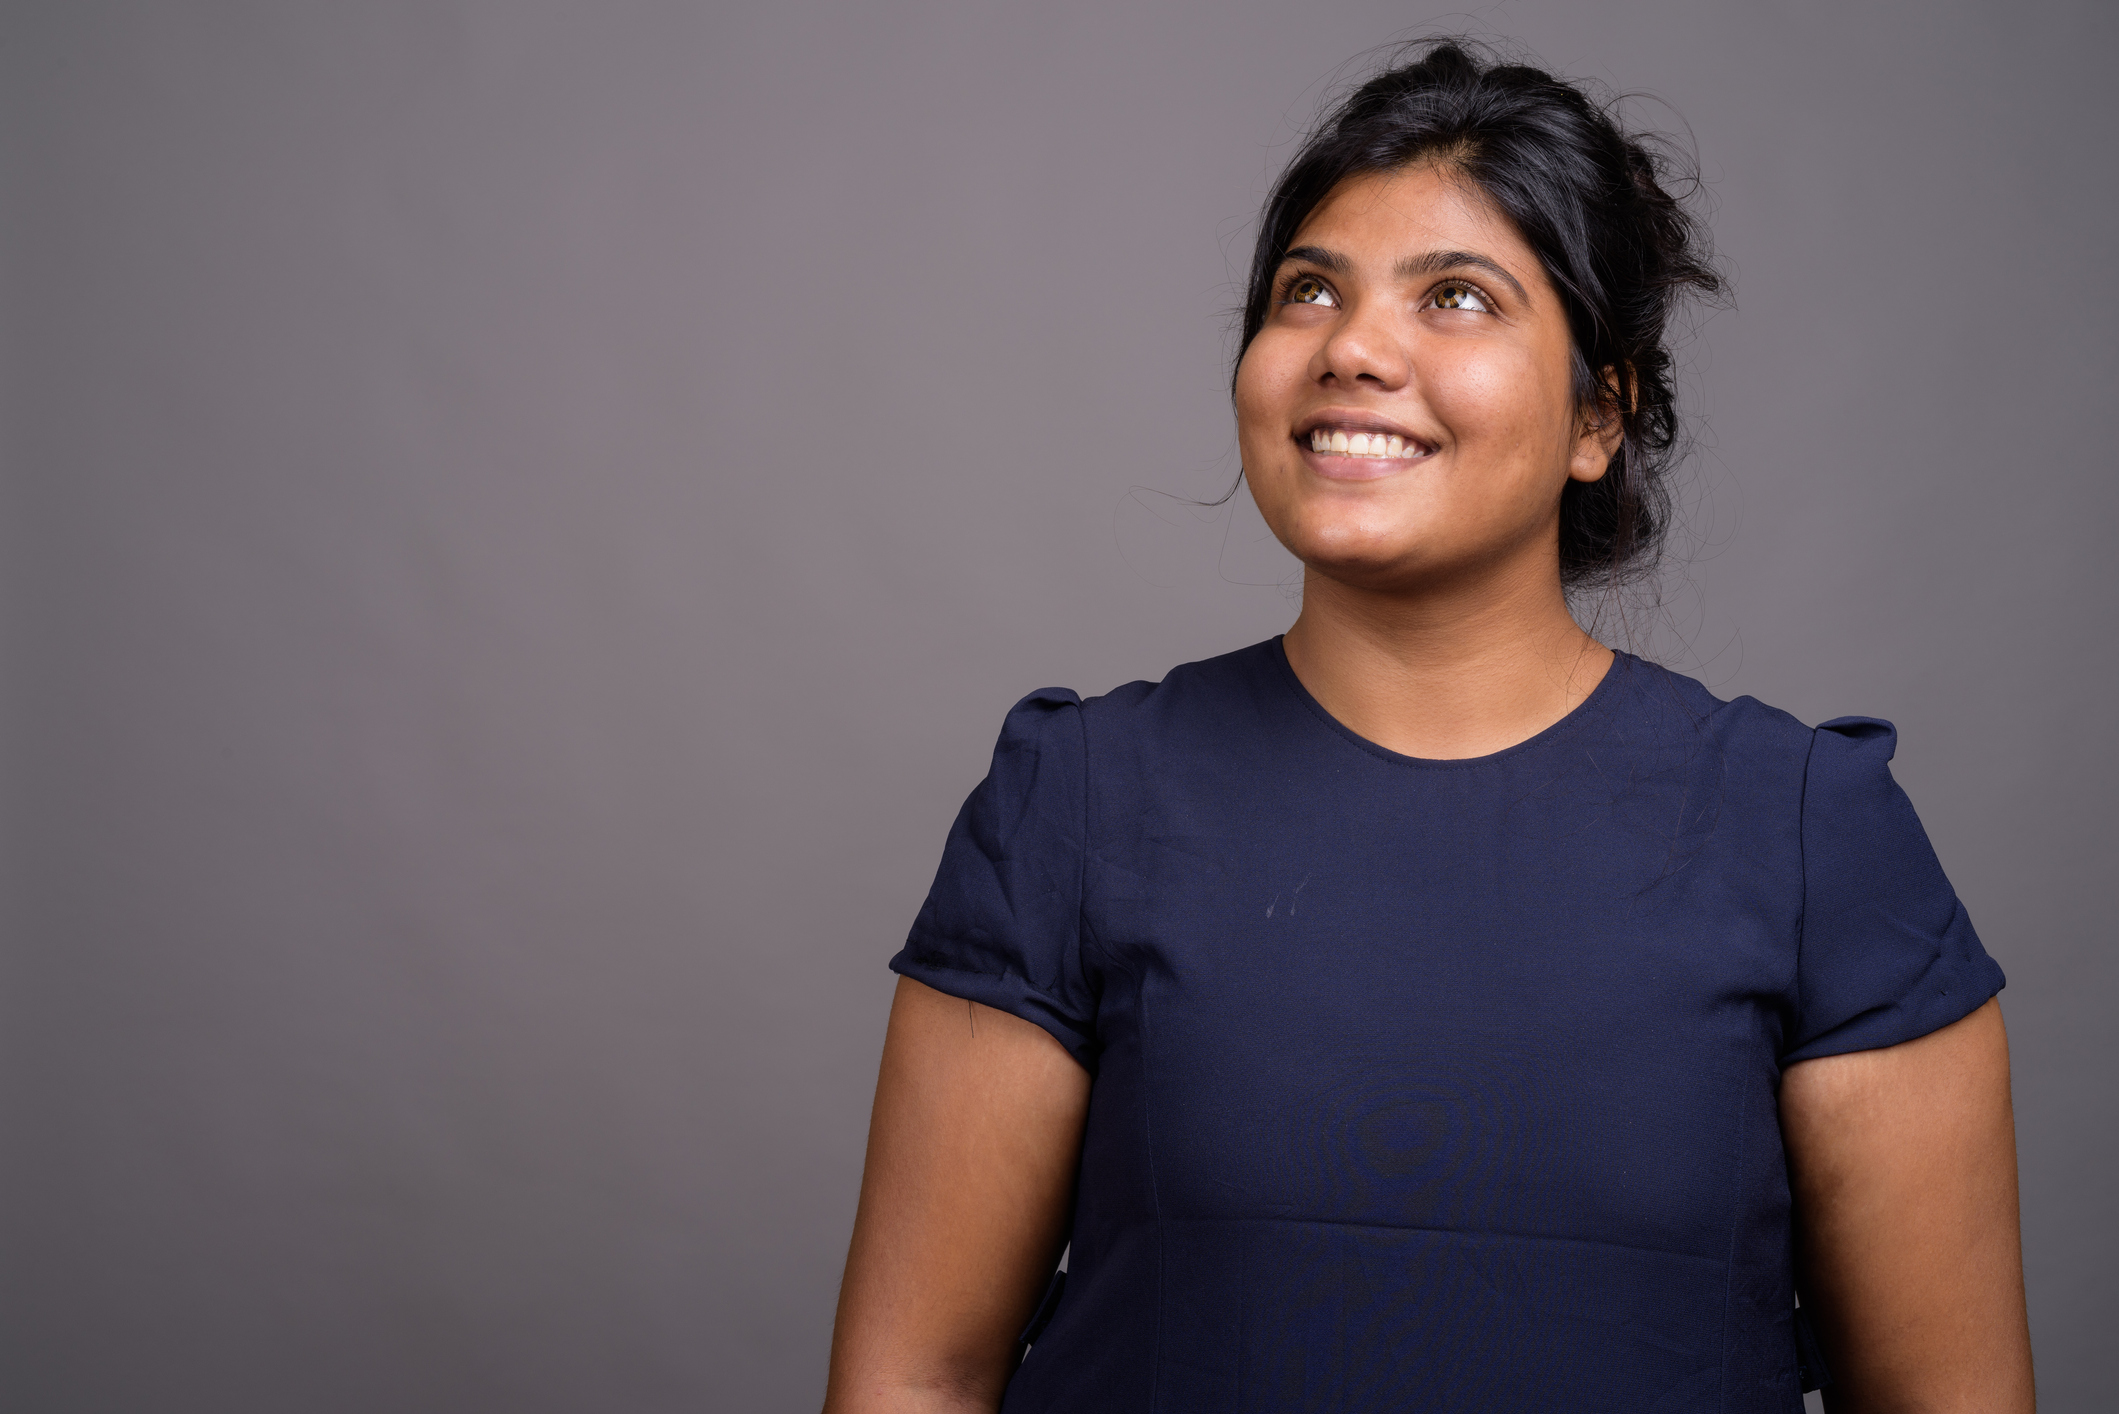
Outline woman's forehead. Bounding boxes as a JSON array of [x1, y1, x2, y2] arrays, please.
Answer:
[[1291, 166, 1537, 273]]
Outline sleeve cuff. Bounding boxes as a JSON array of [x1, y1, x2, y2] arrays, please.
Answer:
[[889, 947, 1100, 1074], [1781, 940, 2006, 1066]]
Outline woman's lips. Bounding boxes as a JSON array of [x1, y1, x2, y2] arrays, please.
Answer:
[[1293, 425, 1434, 480], [1306, 426, 1419, 459]]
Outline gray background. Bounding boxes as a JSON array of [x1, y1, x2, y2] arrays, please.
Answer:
[[3, 2, 2112, 1410]]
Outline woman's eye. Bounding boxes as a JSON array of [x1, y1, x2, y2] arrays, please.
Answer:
[[1283, 275, 1338, 308], [1430, 281, 1492, 313]]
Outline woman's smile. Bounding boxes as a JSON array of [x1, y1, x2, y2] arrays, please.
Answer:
[[1295, 411, 1436, 480]]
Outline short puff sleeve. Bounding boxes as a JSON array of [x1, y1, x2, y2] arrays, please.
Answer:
[[1782, 716, 2005, 1064], [890, 688, 1099, 1070]]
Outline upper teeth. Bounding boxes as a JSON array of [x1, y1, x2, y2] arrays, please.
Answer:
[[1311, 428, 1412, 458]]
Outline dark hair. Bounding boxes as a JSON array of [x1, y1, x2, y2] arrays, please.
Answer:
[[1237, 40, 1725, 592]]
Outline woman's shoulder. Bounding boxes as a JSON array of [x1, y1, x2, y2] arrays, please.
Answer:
[[1618, 657, 1937, 824], [1619, 654, 1848, 762], [985, 640, 1290, 773], [1040, 638, 1286, 725]]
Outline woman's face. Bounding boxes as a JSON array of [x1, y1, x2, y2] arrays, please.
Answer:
[[1235, 163, 1617, 595]]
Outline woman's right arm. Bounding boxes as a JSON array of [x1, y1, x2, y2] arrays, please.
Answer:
[[823, 976, 1091, 1414]]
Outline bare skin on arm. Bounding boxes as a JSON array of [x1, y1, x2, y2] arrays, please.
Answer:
[[1781, 997, 2034, 1413], [823, 977, 1090, 1414]]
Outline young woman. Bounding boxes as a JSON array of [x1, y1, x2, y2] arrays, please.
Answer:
[[823, 42, 2033, 1414]]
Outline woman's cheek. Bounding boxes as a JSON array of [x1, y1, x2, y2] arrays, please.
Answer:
[[1237, 355, 1300, 438], [1429, 350, 1563, 481], [1422, 351, 1515, 441]]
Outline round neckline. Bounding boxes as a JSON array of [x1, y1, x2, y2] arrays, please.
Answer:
[[1266, 635, 1631, 770]]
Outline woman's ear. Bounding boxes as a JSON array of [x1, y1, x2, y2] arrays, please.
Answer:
[[1568, 364, 1632, 484]]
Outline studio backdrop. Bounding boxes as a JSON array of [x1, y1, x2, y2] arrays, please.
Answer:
[[3, 2, 2113, 1410]]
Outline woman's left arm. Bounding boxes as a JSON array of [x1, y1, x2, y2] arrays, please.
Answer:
[[1780, 997, 2034, 1413]]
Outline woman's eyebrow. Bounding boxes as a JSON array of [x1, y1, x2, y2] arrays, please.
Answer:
[[1395, 249, 1530, 303], [1279, 244, 1350, 274]]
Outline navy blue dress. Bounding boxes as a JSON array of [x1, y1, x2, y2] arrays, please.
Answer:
[[889, 640, 2002, 1414]]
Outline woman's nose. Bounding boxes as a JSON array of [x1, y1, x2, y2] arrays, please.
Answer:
[[1315, 303, 1412, 390]]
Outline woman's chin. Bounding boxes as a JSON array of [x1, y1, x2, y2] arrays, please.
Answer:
[[1289, 543, 1446, 592], [1278, 518, 1443, 577]]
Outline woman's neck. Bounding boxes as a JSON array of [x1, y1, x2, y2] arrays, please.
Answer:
[[1280, 559, 1613, 761]]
